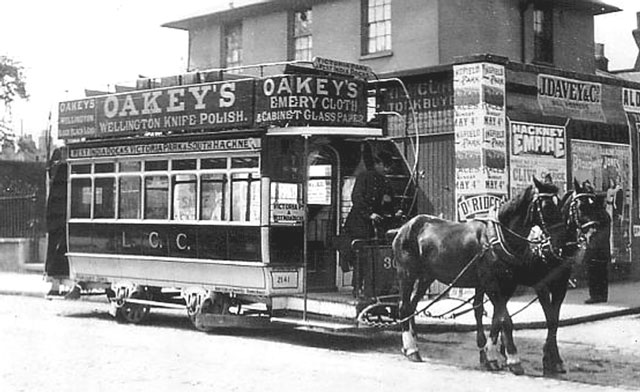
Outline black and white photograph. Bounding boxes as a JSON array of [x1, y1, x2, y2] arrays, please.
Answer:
[[1, 0, 640, 390]]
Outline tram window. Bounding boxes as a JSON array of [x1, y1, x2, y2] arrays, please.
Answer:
[[144, 175, 169, 219], [231, 157, 259, 169], [202, 158, 227, 169], [145, 160, 168, 171], [201, 173, 226, 221], [70, 178, 92, 219], [173, 174, 197, 221], [231, 173, 260, 222], [172, 159, 197, 171], [119, 176, 141, 219], [71, 164, 91, 174], [94, 177, 115, 218], [119, 161, 142, 172], [95, 163, 115, 173]]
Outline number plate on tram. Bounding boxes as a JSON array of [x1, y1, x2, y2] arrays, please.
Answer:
[[271, 271, 299, 289]]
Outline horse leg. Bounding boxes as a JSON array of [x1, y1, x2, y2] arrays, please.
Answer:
[[482, 293, 506, 372], [397, 268, 421, 362], [535, 265, 570, 376], [401, 276, 433, 362], [501, 311, 524, 375], [544, 282, 569, 375], [484, 288, 524, 375], [474, 289, 489, 368]]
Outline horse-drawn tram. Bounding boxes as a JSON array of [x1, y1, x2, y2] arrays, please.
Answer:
[[55, 60, 413, 332]]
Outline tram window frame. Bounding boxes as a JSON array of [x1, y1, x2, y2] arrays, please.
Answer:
[[144, 174, 169, 220], [172, 159, 197, 171], [71, 163, 92, 174], [145, 160, 168, 171], [172, 173, 197, 221], [201, 157, 227, 170], [70, 177, 92, 219], [119, 161, 142, 172], [201, 173, 227, 221], [93, 177, 116, 219], [231, 172, 261, 222], [118, 175, 142, 219], [95, 162, 115, 173], [68, 154, 261, 224]]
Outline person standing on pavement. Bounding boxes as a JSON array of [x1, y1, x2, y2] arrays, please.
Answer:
[[44, 148, 78, 298], [340, 151, 402, 298], [585, 180, 611, 304]]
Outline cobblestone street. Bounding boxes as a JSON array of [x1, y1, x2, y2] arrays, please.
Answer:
[[1, 295, 637, 391]]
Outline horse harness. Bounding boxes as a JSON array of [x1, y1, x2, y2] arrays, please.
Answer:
[[484, 192, 564, 265], [357, 192, 565, 328], [566, 191, 599, 248]]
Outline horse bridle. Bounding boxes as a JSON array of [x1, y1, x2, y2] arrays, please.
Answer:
[[528, 192, 565, 259], [567, 191, 599, 246]]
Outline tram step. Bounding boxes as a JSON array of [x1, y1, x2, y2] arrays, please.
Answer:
[[276, 296, 357, 319], [195, 313, 278, 329], [270, 316, 359, 333]]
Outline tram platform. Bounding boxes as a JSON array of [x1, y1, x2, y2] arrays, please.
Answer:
[[1, 270, 640, 332]]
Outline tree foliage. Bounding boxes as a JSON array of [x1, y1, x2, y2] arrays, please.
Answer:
[[0, 55, 28, 106]]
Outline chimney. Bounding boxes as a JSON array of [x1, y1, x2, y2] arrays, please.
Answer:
[[595, 43, 609, 72], [633, 12, 640, 71]]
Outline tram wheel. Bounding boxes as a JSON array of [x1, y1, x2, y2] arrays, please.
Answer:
[[188, 293, 232, 331], [115, 289, 151, 324]]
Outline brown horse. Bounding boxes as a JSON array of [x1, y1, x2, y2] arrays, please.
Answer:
[[471, 179, 606, 375], [392, 178, 567, 374]]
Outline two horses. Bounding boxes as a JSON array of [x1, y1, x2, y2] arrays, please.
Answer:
[[392, 178, 603, 375]]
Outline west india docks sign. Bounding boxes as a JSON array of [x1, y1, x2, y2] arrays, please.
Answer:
[[58, 75, 368, 139]]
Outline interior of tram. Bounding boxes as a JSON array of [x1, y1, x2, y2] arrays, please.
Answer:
[[265, 136, 413, 292]]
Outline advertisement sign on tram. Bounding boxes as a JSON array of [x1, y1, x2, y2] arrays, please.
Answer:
[[59, 74, 369, 139], [254, 75, 367, 127], [58, 79, 255, 139]]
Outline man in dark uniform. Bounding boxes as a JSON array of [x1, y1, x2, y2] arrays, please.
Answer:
[[573, 179, 609, 304], [341, 151, 402, 297], [44, 148, 78, 298], [584, 209, 611, 304]]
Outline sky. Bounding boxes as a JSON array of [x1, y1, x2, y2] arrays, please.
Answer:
[[0, 0, 639, 146]]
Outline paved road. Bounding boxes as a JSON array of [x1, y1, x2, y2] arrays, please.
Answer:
[[2, 295, 636, 391]]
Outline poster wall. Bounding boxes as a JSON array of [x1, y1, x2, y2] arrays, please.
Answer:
[[572, 140, 631, 263], [454, 63, 507, 220], [509, 120, 567, 196]]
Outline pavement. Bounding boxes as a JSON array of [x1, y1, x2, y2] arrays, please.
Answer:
[[1, 268, 640, 331], [411, 280, 640, 332]]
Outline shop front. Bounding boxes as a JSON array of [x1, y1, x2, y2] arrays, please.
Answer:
[[380, 56, 637, 278], [506, 65, 632, 266]]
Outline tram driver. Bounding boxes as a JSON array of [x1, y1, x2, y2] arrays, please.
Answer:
[[340, 151, 403, 298]]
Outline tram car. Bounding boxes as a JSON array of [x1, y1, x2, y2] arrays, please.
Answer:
[[53, 60, 416, 332]]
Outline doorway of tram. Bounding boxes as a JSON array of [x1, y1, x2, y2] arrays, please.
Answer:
[[306, 144, 339, 291]]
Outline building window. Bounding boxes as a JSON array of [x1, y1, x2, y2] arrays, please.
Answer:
[[362, 0, 391, 55], [223, 22, 243, 69], [291, 9, 313, 61], [533, 4, 553, 64]]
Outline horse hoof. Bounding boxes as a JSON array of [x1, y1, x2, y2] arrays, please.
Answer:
[[543, 363, 567, 376], [508, 363, 525, 376], [485, 360, 501, 371], [479, 351, 488, 366], [404, 351, 423, 362]]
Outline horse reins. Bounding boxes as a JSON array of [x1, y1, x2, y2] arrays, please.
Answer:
[[357, 245, 491, 328]]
